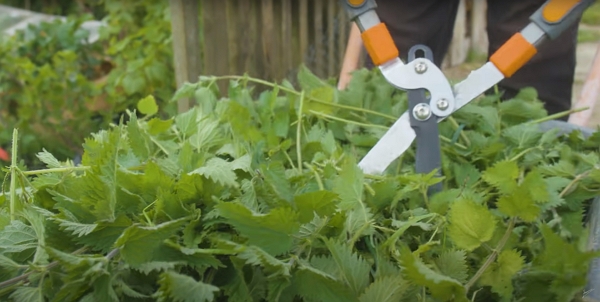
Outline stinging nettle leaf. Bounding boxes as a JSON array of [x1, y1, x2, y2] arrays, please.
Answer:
[[398, 246, 468, 302], [216, 202, 300, 256], [333, 158, 365, 212], [447, 198, 497, 251], [358, 275, 409, 302], [496, 188, 540, 222], [322, 238, 372, 295], [479, 249, 524, 299], [115, 217, 188, 267], [36, 148, 62, 168], [190, 157, 239, 188], [481, 160, 519, 194], [435, 250, 469, 283], [156, 271, 219, 302]]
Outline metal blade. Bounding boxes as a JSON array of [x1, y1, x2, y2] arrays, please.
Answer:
[[357, 62, 504, 175], [358, 112, 416, 175], [451, 62, 505, 113]]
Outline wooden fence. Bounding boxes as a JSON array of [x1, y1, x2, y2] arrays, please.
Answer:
[[170, 0, 488, 110], [199, 0, 351, 82]]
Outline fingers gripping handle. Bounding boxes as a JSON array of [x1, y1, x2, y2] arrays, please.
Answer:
[[339, 0, 399, 66], [489, 0, 594, 78]]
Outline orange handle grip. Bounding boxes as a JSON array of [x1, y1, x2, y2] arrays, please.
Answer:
[[542, 0, 581, 22], [361, 23, 399, 66], [490, 33, 538, 77]]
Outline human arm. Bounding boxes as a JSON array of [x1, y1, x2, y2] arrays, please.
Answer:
[[568, 43, 600, 127], [337, 23, 363, 90]]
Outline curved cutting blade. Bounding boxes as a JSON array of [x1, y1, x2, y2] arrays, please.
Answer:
[[357, 112, 415, 175]]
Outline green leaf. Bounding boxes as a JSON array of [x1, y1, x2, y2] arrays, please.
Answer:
[[114, 217, 188, 267], [156, 271, 219, 302], [294, 190, 338, 223], [127, 113, 151, 160], [175, 107, 199, 137], [333, 158, 364, 211], [236, 244, 292, 277], [496, 186, 540, 222], [453, 162, 480, 187], [171, 82, 199, 101], [447, 198, 497, 251], [190, 157, 239, 188], [398, 246, 468, 302], [435, 250, 469, 283], [137, 95, 158, 115], [80, 127, 123, 221], [358, 275, 408, 302], [479, 249, 524, 299], [36, 148, 61, 168], [9, 286, 43, 302], [294, 266, 359, 302], [481, 160, 519, 194], [322, 238, 371, 295], [0, 220, 38, 253], [521, 169, 549, 203], [217, 202, 300, 256], [297, 64, 328, 91], [261, 161, 293, 202]]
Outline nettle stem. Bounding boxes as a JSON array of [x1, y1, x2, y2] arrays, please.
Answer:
[[528, 106, 588, 125], [22, 166, 91, 175], [465, 217, 516, 292], [9, 128, 18, 221], [296, 91, 305, 173], [207, 75, 397, 120]]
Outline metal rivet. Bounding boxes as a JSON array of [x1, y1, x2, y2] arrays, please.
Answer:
[[415, 62, 427, 74], [413, 103, 431, 121], [437, 98, 449, 111]]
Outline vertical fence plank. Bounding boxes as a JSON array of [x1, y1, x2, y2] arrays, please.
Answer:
[[281, 0, 293, 78], [299, 0, 309, 71], [261, 0, 277, 80], [226, 0, 240, 75], [169, 0, 201, 113], [327, 0, 336, 77], [314, 0, 325, 77], [201, 0, 229, 86], [337, 5, 349, 77]]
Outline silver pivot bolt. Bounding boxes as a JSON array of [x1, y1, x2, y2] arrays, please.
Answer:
[[436, 98, 449, 111], [413, 103, 431, 121], [415, 62, 428, 74]]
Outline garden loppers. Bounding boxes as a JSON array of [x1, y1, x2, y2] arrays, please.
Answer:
[[340, 0, 597, 187]]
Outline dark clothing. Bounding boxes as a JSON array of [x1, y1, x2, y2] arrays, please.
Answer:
[[365, 0, 580, 120]]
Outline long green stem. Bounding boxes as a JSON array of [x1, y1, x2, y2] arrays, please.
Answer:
[[208, 75, 397, 120], [304, 163, 324, 190], [309, 110, 389, 130], [22, 166, 91, 176], [465, 217, 516, 291], [560, 171, 590, 198], [528, 106, 588, 125], [296, 91, 305, 173], [9, 129, 18, 221]]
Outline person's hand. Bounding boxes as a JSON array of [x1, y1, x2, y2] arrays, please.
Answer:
[[568, 43, 600, 127]]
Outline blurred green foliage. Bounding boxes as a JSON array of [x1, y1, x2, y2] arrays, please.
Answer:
[[0, 0, 177, 170]]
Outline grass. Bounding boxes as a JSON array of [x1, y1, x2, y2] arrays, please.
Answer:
[[578, 28, 600, 43], [582, 1, 600, 25]]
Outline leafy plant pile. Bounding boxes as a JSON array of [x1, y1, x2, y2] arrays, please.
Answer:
[[1, 67, 600, 302], [0, 0, 176, 169]]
